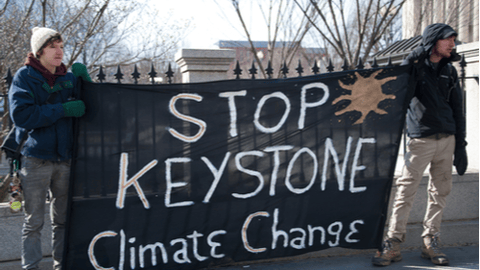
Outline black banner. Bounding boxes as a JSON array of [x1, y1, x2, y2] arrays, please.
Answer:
[[64, 66, 411, 270]]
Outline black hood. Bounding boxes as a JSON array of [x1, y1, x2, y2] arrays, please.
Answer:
[[420, 23, 460, 61]]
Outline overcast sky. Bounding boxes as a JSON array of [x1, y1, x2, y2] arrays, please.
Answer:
[[151, 0, 275, 49]]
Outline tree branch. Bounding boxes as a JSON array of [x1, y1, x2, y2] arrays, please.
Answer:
[[232, 0, 267, 78], [0, 0, 10, 17]]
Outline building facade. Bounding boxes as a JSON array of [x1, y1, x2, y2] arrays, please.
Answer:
[[402, 0, 479, 43]]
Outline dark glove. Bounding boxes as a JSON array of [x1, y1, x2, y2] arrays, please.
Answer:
[[409, 46, 428, 65], [62, 100, 85, 118], [453, 140, 468, 176], [449, 48, 461, 62], [404, 45, 428, 85], [72, 63, 92, 82]]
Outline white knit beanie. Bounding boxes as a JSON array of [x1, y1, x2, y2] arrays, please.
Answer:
[[30, 27, 60, 55]]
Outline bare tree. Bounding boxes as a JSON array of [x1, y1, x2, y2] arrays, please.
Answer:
[[0, 0, 190, 79], [225, 0, 316, 78], [294, 0, 406, 69], [0, 0, 10, 17]]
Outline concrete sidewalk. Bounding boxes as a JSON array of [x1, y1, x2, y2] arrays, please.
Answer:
[[0, 244, 477, 270], [217, 245, 479, 270]]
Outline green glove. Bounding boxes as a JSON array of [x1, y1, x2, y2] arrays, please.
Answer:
[[72, 63, 92, 82], [62, 100, 85, 117]]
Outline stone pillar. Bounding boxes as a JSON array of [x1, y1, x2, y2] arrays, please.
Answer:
[[402, 0, 423, 39], [175, 49, 236, 83]]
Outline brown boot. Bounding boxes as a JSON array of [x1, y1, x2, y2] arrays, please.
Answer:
[[372, 238, 402, 266], [421, 234, 449, 266]]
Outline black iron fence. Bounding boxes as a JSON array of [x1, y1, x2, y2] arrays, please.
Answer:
[[2, 55, 471, 85], [0, 56, 403, 88]]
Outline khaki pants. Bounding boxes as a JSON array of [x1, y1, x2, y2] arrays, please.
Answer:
[[387, 135, 455, 242]]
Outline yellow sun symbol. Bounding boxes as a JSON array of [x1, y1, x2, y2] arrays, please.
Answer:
[[332, 70, 397, 125]]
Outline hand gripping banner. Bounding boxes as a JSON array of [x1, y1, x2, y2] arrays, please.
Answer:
[[64, 65, 412, 270]]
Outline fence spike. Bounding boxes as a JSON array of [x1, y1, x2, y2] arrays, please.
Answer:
[[165, 63, 174, 84], [234, 61, 242, 79], [131, 65, 140, 84], [295, 60, 303, 77], [97, 66, 106, 83], [281, 61, 289, 78], [249, 61, 257, 80], [371, 57, 379, 68], [356, 58, 364, 70], [459, 54, 467, 68], [266, 60, 273, 79], [311, 60, 320, 75], [114, 65, 123, 83], [459, 53, 467, 113], [3, 68, 13, 88], [342, 59, 349, 71], [148, 64, 157, 85], [327, 59, 334, 72]]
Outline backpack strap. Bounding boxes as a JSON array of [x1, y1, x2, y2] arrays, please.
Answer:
[[445, 63, 455, 102]]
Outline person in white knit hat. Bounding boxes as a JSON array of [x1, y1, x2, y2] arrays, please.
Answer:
[[8, 26, 86, 270], [31, 27, 60, 59]]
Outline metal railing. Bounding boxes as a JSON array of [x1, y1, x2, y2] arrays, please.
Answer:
[[1, 56, 396, 87], [3, 54, 472, 85]]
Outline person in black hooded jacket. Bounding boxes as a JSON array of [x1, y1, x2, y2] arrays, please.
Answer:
[[372, 23, 467, 267]]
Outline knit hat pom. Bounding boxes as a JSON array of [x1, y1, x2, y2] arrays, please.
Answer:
[[31, 27, 60, 55]]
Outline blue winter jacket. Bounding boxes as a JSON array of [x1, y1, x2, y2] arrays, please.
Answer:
[[8, 65, 79, 161]]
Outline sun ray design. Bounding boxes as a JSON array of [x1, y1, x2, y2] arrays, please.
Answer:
[[332, 70, 397, 125]]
